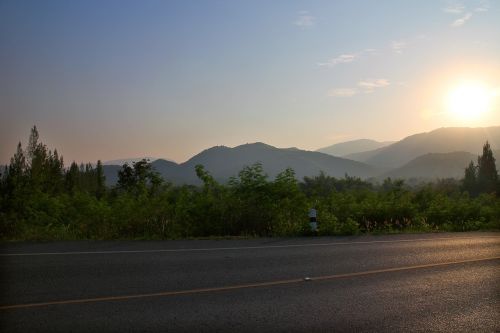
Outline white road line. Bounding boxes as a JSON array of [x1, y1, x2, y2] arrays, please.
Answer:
[[1, 235, 499, 257]]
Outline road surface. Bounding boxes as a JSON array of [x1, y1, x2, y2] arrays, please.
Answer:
[[1, 232, 499, 332]]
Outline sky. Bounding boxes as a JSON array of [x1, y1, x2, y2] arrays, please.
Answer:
[[1, 0, 499, 164]]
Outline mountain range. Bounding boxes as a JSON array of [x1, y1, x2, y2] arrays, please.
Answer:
[[106, 143, 380, 186], [317, 139, 394, 157], [103, 126, 500, 185], [344, 127, 500, 168], [103, 157, 161, 165], [382, 151, 477, 180]]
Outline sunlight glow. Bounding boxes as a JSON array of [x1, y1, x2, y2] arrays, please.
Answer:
[[446, 81, 493, 121]]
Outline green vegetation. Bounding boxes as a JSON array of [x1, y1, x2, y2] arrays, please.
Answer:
[[1, 127, 499, 240], [462, 141, 499, 196]]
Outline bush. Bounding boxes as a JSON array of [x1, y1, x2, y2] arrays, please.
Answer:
[[339, 218, 359, 235], [317, 211, 339, 236]]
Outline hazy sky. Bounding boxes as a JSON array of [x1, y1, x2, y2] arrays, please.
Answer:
[[1, 0, 499, 164]]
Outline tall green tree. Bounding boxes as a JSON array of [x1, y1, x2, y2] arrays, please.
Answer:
[[26, 126, 51, 192], [228, 163, 273, 235], [45, 149, 64, 195], [462, 160, 477, 195], [116, 159, 162, 196], [8, 142, 27, 186], [271, 168, 307, 235], [23, 128, 66, 226], [95, 160, 106, 199], [2, 142, 28, 214], [65, 161, 80, 193], [477, 141, 498, 193]]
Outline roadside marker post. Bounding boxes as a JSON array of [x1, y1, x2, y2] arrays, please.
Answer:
[[309, 207, 318, 235]]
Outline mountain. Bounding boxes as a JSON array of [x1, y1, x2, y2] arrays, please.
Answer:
[[353, 127, 500, 168], [101, 147, 500, 186], [104, 143, 379, 185], [160, 143, 379, 184], [102, 127, 500, 185], [103, 157, 161, 165], [344, 146, 388, 163], [317, 139, 394, 157], [382, 151, 477, 180], [103, 160, 178, 186], [103, 165, 122, 186]]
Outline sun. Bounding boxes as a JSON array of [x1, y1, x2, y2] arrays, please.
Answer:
[[446, 81, 492, 121]]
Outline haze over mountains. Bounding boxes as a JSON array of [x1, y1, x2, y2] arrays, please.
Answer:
[[346, 127, 500, 168], [103, 126, 500, 185], [317, 139, 394, 157], [382, 151, 477, 180]]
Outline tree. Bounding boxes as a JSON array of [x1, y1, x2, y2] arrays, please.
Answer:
[[2, 142, 28, 212], [193, 165, 227, 236], [228, 163, 272, 235], [301, 171, 337, 197], [382, 177, 405, 194], [65, 161, 80, 193], [477, 141, 498, 193], [462, 160, 477, 195], [195, 164, 217, 188], [8, 142, 26, 184], [271, 168, 308, 235], [25, 126, 50, 191], [27, 125, 39, 162], [45, 149, 64, 194], [116, 159, 162, 196], [117, 163, 135, 191], [95, 160, 105, 199]]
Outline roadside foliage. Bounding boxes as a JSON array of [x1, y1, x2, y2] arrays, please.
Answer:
[[1, 127, 499, 240]]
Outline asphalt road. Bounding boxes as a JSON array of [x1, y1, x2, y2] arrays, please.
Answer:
[[1, 232, 499, 332]]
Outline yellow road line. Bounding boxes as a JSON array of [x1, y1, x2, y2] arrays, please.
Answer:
[[1, 256, 498, 311], [2, 235, 499, 257]]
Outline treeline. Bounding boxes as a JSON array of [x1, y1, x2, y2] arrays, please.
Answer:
[[1, 127, 499, 240]]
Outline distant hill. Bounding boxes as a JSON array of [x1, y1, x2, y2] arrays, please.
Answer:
[[103, 165, 122, 186], [103, 157, 162, 165], [352, 127, 500, 168], [104, 143, 379, 185], [382, 151, 477, 180], [317, 139, 394, 157], [344, 146, 388, 163], [103, 160, 179, 186], [98, 147, 500, 186], [159, 143, 379, 184], [102, 127, 500, 185]]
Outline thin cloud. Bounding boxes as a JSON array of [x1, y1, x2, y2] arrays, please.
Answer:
[[391, 40, 407, 54], [474, 0, 490, 12], [329, 79, 390, 97], [358, 79, 390, 89], [443, 0, 489, 27], [443, 2, 465, 14], [358, 79, 390, 93], [328, 88, 357, 97], [318, 54, 357, 67], [451, 12, 472, 27], [318, 49, 376, 68], [294, 11, 315, 28], [362, 48, 377, 54]]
